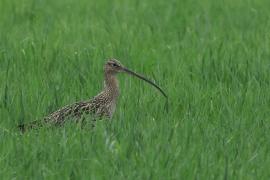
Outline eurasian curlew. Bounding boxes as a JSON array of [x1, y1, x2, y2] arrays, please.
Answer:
[[18, 59, 167, 131]]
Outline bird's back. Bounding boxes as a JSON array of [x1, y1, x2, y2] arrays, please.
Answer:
[[44, 90, 116, 125]]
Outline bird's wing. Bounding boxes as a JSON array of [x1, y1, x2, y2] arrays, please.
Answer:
[[44, 100, 93, 124], [44, 92, 109, 124]]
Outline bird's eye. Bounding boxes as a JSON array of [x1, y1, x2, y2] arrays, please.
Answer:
[[112, 63, 118, 67]]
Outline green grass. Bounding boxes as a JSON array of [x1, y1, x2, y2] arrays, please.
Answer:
[[1, 0, 270, 179]]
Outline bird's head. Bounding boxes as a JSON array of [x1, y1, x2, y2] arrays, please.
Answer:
[[104, 58, 168, 99], [104, 59, 124, 74]]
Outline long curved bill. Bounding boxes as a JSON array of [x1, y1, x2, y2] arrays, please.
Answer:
[[122, 67, 168, 99]]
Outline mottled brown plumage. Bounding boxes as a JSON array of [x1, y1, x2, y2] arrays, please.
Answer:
[[19, 59, 167, 131]]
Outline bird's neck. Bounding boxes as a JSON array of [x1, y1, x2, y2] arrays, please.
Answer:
[[104, 72, 120, 98]]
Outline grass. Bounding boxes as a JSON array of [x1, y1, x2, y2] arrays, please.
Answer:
[[0, 0, 270, 179]]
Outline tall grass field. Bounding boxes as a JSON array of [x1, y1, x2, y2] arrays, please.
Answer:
[[0, 0, 270, 179]]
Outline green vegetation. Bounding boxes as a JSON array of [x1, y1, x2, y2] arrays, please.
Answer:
[[0, 0, 270, 179]]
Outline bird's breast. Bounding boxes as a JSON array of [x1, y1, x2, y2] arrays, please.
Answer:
[[106, 99, 117, 118]]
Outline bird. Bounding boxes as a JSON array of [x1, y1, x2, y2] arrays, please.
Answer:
[[18, 59, 167, 131]]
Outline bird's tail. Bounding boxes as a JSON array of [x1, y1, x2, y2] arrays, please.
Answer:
[[18, 120, 43, 133]]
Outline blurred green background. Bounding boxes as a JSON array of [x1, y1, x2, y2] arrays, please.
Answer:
[[0, 0, 270, 179]]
